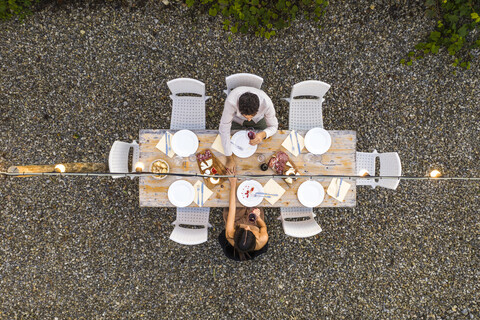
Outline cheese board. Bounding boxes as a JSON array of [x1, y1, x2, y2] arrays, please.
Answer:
[[196, 149, 227, 189], [268, 151, 301, 186]]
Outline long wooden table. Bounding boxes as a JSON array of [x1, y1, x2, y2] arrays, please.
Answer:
[[139, 129, 356, 207]]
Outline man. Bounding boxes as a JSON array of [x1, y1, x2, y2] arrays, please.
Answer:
[[219, 87, 279, 173]]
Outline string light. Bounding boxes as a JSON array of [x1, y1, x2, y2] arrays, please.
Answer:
[[54, 164, 66, 173], [430, 170, 441, 178], [135, 162, 144, 173]]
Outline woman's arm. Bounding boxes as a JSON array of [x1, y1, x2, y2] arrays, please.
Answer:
[[255, 217, 268, 250], [225, 176, 237, 239]]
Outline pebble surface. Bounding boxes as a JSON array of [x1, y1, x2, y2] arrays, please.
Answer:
[[0, 1, 479, 318]]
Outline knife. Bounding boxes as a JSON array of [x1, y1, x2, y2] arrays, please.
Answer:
[[289, 133, 295, 152], [294, 131, 301, 155], [337, 178, 343, 197], [197, 186, 200, 205], [167, 133, 171, 155], [165, 132, 169, 155], [201, 182, 204, 207]]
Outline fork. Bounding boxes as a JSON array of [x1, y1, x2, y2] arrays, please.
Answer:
[[197, 186, 200, 205], [231, 141, 244, 151]]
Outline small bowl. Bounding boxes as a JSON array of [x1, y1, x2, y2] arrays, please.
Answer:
[[150, 159, 169, 180]]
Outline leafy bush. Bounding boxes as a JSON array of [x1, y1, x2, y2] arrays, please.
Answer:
[[185, 0, 328, 39], [0, 0, 37, 20], [402, 0, 480, 69]]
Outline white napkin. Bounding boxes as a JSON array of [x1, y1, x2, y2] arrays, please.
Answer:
[[211, 134, 225, 155], [263, 179, 286, 205], [327, 178, 351, 202], [193, 180, 213, 207], [282, 130, 305, 157], [155, 132, 175, 158]]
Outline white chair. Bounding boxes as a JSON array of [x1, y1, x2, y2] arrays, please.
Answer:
[[223, 73, 264, 96], [170, 207, 212, 245], [356, 150, 402, 190], [284, 80, 331, 130], [108, 140, 139, 179], [167, 78, 210, 130], [278, 207, 322, 238]]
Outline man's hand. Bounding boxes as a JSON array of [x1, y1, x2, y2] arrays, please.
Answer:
[[249, 131, 266, 146], [225, 156, 236, 175]]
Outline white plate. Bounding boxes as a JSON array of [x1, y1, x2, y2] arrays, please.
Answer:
[[237, 180, 264, 207], [231, 131, 257, 158], [304, 127, 332, 155], [168, 180, 195, 207], [172, 130, 199, 157], [297, 180, 325, 207]]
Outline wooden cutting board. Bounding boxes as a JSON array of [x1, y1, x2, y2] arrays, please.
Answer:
[[196, 149, 227, 189], [268, 151, 301, 187]]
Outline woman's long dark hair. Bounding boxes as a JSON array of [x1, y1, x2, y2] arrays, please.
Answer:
[[233, 226, 256, 261]]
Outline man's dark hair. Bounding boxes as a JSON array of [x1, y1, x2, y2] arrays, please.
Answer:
[[233, 226, 256, 261], [238, 92, 260, 116]]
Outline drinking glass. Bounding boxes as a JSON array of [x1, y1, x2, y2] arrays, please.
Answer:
[[303, 153, 315, 162], [257, 154, 265, 162]]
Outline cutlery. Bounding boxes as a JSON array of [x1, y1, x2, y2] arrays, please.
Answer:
[[197, 186, 200, 205], [337, 178, 343, 197], [294, 131, 301, 155], [201, 183, 204, 207], [289, 133, 295, 152], [254, 192, 278, 197], [254, 194, 271, 198], [167, 133, 172, 155], [231, 141, 244, 151], [165, 132, 169, 155]]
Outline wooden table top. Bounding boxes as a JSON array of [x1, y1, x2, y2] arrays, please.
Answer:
[[139, 129, 356, 208]]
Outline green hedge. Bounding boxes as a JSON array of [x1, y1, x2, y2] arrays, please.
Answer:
[[0, 0, 37, 20], [186, 0, 328, 39], [402, 0, 480, 69]]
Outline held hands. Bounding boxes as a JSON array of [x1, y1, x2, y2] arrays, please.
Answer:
[[249, 131, 266, 146], [225, 157, 236, 175]]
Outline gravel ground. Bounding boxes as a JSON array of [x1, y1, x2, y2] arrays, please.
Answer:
[[1, 0, 479, 318]]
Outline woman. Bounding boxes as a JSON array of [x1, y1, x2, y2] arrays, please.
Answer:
[[218, 174, 269, 261]]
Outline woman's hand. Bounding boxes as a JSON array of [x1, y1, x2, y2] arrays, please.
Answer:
[[252, 208, 261, 218], [227, 168, 237, 184]]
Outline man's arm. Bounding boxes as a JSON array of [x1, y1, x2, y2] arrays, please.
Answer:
[[219, 97, 238, 172], [262, 97, 278, 138]]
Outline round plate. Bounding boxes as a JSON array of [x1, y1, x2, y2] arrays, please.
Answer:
[[150, 159, 169, 180], [168, 180, 195, 207], [231, 131, 257, 158], [304, 127, 332, 155], [172, 130, 199, 157], [297, 180, 325, 207], [237, 180, 264, 207]]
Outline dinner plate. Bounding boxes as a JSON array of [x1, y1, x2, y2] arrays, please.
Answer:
[[168, 180, 195, 207], [172, 130, 199, 157], [304, 127, 332, 155], [231, 131, 257, 158], [237, 180, 264, 207], [297, 180, 325, 207]]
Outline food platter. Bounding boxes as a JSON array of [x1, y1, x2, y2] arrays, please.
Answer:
[[196, 149, 226, 189], [150, 159, 169, 180], [268, 151, 301, 186]]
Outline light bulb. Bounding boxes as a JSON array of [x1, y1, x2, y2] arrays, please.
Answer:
[[358, 169, 370, 177], [54, 164, 66, 173], [135, 162, 144, 173], [430, 170, 441, 178]]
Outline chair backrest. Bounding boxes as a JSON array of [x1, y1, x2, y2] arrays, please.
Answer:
[[279, 207, 322, 238], [290, 80, 331, 100], [356, 150, 402, 189], [174, 207, 211, 227], [167, 78, 206, 97], [287, 80, 331, 130], [355, 150, 378, 186], [108, 140, 139, 179], [224, 73, 263, 95], [170, 207, 211, 245], [377, 152, 402, 190], [167, 78, 207, 130]]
